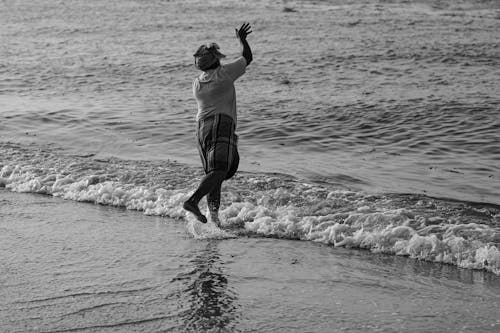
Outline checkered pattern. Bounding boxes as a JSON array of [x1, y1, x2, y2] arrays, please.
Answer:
[[196, 114, 239, 179]]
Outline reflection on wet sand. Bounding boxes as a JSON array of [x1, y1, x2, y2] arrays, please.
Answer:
[[172, 241, 240, 332]]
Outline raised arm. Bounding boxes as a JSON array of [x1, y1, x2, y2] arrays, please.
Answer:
[[235, 22, 253, 66]]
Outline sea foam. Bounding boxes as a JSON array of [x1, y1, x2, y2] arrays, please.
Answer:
[[1, 143, 499, 275]]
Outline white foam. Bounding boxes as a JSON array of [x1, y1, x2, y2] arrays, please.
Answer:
[[186, 218, 236, 240], [219, 203, 500, 275], [1, 156, 499, 275]]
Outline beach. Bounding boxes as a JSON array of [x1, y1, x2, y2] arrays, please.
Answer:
[[1, 0, 500, 331], [2, 191, 500, 332]]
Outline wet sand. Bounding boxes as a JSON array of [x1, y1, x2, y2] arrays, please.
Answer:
[[1, 190, 499, 333]]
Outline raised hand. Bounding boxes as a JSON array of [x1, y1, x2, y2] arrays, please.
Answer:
[[235, 22, 252, 42]]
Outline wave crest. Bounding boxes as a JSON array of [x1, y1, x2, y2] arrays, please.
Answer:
[[1, 143, 499, 275]]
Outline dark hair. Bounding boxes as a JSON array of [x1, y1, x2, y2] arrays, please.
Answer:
[[204, 59, 220, 70]]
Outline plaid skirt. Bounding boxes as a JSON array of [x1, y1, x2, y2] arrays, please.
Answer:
[[197, 113, 239, 180]]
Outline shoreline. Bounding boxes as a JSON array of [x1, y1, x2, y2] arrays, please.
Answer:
[[2, 190, 500, 332], [1, 140, 500, 276]]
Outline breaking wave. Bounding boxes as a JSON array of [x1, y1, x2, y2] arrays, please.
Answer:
[[1, 142, 499, 275]]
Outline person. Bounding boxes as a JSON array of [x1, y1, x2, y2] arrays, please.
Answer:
[[183, 22, 253, 225]]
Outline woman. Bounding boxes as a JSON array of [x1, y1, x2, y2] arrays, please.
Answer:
[[183, 23, 253, 224]]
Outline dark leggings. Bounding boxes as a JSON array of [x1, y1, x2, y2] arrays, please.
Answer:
[[189, 149, 239, 211]]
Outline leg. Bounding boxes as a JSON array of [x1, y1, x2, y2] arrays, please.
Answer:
[[183, 170, 226, 223], [186, 114, 234, 223], [224, 148, 239, 180], [207, 183, 221, 226]]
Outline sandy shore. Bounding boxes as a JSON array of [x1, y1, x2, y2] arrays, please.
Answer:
[[1, 190, 500, 332]]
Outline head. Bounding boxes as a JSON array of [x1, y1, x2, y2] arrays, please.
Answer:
[[193, 42, 225, 71]]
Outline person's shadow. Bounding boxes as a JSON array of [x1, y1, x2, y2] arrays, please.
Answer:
[[172, 240, 240, 332]]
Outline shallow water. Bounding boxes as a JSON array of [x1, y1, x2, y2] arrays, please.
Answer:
[[1, 143, 500, 275], [1, 191, 500, 333], [1, 0, 499, 203]]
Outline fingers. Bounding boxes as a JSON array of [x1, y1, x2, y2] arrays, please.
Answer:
[[239, 22, 252, 33], [239, 22, 249, 31], [236, 22, 252, 40]]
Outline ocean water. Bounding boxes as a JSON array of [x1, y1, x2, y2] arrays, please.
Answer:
[[1, 0, 500, 330], [2, 0, 499, 203]]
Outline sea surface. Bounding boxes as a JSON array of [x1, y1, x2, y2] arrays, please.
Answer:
[[1, 0, 500, 331]]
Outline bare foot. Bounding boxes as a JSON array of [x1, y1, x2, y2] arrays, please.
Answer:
[[183, 200, 207, 223]]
